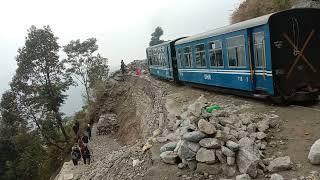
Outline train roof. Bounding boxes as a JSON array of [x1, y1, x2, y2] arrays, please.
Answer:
[[146, 41, 171, 50], [175, 13, 274, 45]]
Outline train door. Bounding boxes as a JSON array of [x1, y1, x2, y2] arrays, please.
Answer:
[[251, 30, 270, 94]]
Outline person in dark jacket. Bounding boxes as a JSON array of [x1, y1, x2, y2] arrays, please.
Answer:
[[82, 134, 89, 144], [79, 141, 92, 165], [71, 144, 81, 166], [120, 60, 127, 75], [72, 120, 80, 138], [86, 124, 92, 140]]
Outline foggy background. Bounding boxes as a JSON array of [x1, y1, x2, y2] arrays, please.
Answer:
[[0, 0, 241, 115]]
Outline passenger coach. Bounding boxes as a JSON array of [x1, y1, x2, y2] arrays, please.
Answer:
[[148, 8, 320, 102]]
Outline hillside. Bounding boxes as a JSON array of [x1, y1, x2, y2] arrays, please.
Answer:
[[55, 69, 320, 180]]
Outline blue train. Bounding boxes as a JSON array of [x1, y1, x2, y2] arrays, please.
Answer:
[[146, 8, 320, 102]]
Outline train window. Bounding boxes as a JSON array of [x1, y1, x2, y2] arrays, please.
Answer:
[[227, 35, 246, 67], [195, 44, 206, 68], [183, 46, 192, 68], [253, 32, 266, 68], [177, 49, 183, 68], [209, 40, 223, 67]]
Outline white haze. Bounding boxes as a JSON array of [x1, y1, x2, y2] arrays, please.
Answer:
[[0, 0, 241, 115]]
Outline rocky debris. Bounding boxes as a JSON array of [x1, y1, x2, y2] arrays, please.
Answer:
[[196, 148, 216, 164], [237, 147, 260, 178], [178, 141, 199, 160], [292, 0, 320, 8], [199, 138, 221, 149], [222, 146, 235, 157], [160, 142, 177, 153], [226, 140, 239, 151], [160, 151, 179, 164], [270, 173, 284, 180], [222, 165, 237, 177], [96, 114, 119, 135], [267, 156, 292, 172], [236, 174, 251, 180], [308, 139, 320, 165], [183, 131, 207, 142], [158, 95, 282, 178], [198, 119, 216, 135]]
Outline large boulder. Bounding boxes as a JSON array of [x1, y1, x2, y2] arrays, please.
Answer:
[[160, 151, 179, 164], [196, 148, 216, 164], [236, 148, 260, 178], [199, 138, 221, 149], [267, 156, 292, 172], [308, 139, 320, 165], [198, 119, 217, 135], [236, 137, 261, 178], [160, 142, 177, 153], [195, 163, 222, 175], [186, 95, 207, 118], [182, 131, 206, 142]]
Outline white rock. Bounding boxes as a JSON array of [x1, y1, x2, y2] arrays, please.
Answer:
[[226, 140, 240, 151], [308, 139, 320, 164], [270, 173, 284, 180], [236, 174, 251, 180], [199, 138, 221, 149], [256, 132, 267, 140], [196, 148, 216, 164], [267, 156, 292, 172], [198, 119, 217, 135], [186, 95, 207, 118], [257, 119, 269, 132]]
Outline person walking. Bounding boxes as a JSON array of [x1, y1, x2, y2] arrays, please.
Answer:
[[120, 60, 127, 75], [72, 120, 80, 139], [71, 144, 81, 166], [80, 143, 92, 165], [86, 124, 92, 140]]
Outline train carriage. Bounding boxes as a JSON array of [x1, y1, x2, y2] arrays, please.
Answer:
[[175, 8, 320, 101], [147, 8, 320, 102]]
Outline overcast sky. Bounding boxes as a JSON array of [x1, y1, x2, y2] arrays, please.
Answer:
[[0, 0, 241, 115]]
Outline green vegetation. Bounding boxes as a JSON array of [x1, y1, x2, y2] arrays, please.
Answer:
[[63, 38, 109, 105], [0, 26, 109, 180], [231, 0, 295, 24]]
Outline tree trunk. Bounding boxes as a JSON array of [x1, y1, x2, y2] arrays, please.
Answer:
[[55, 111, 69, 142]]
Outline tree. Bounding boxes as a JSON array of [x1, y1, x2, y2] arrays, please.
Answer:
[[149, 26, 165, 46], [11, 25, 72, 144], [63, 38, 109, 104], [231, 0, 294, 24]]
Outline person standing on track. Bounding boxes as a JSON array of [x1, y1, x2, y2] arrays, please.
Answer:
[[120, 60, 127, 75]]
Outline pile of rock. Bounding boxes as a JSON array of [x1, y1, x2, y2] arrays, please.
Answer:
[[97, 113, 119, 135], [159, 95, 291, 178]]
